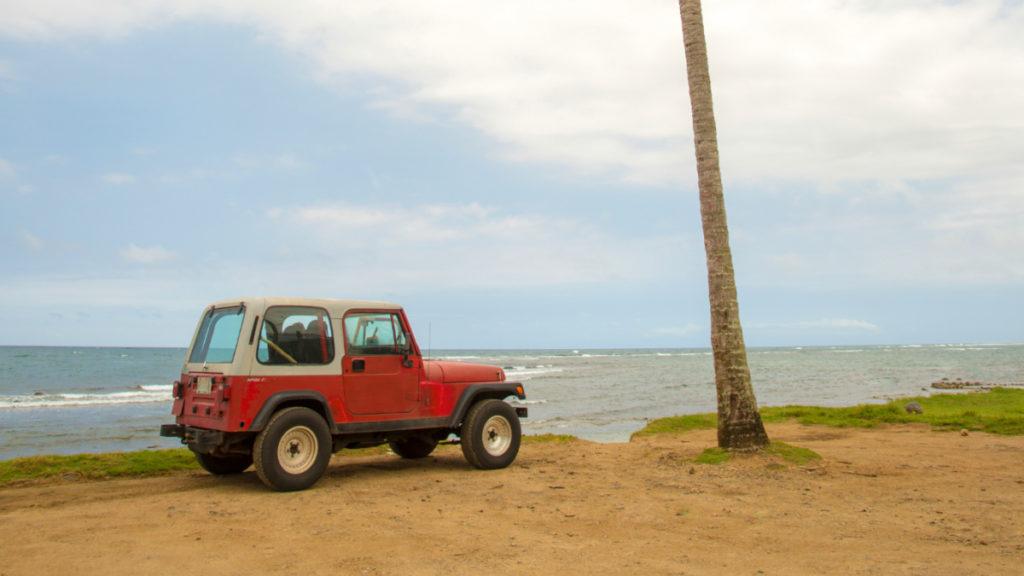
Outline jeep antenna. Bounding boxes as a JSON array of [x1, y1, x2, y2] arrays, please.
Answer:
[[427, 322, 432, 360]]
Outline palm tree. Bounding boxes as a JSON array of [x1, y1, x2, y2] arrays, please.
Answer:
[[678, 0, 769, 449]]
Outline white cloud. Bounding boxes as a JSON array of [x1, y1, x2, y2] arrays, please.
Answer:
[[752, 318, 880, 332], [799, 318, 879, 332], [4, 1, 1023, 291], [271, 201, 695, 289], [738, 173, 1024, 288], [101, 171, 136, 185], [120, 243, 176, 264], [650, 324, 702, 338], [233, 152, 308, 171], [0, 202, 693, 315], [2, 1, 1021, 188], [20, 230, 42, 251], [273, 153, 306, 170]]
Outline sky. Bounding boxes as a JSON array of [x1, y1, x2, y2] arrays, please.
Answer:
[[1, 0, 1022, 348]]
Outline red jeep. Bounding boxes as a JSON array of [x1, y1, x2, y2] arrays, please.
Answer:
[[160, 298, 526, 491]]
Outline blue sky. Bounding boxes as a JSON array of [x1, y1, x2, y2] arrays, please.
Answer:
[[1, 1, 1022, 348]]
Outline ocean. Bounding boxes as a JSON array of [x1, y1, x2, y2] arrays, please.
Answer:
[[1, 344, 1021, 459]]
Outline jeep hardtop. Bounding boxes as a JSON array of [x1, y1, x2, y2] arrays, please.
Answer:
[[160, 297, 526, 491]]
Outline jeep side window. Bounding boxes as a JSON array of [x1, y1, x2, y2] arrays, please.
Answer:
[[256, 306, 335, 365], [344, 312, 406, 355], [392, 315, 409, 352]]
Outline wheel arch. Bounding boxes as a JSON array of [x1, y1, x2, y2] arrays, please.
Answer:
[[249, 391, 336, 433], [447, 383, 525, 429]]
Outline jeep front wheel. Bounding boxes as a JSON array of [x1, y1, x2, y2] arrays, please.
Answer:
[[460, 399, 521, 470], [253, 407, 332, 491], [389, 435, 439, 459], [195, 452, 252, 475]]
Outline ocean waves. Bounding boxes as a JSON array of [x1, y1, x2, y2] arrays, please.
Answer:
[[0, 385, 173, 409]]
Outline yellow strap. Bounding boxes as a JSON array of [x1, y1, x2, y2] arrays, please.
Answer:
[[261, 337, 298, 364]]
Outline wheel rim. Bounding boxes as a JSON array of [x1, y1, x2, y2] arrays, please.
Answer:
[[482, 415, 512, 456], [277, 425, 318, 475]]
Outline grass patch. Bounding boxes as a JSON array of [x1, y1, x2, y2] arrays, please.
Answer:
[[0, 449, 199, 486], [761, 388, 1024, 434], [634, 388, 1024, 437], [693, 447, 731, 465], [523, 433, 577, 444], [631, 413, 717, 439], [765, 441, 821, 465], [0, 434, 580, 486], [691, 442, 819, 466]]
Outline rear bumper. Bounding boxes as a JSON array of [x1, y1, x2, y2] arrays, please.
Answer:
[[159, 424, 185, 438], [160, 424, 225, 453]]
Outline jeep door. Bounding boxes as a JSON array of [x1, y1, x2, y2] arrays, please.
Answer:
[[340, 311, 419, 415]]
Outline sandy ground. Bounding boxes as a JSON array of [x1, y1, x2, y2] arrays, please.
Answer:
[[1, 423, 1022, 576]]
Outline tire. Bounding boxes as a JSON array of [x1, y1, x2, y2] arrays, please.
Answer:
[[460, 399, 521, 470], [195, 452, 253, 475], [253, 407, 332, 491], [389, 435, 439, 459]]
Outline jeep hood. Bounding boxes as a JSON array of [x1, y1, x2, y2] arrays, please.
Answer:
[[424, 360, 506, 384]]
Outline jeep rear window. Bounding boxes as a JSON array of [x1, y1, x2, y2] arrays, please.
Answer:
[[257, 306, 335, 365], [188, 306, 245, 364]]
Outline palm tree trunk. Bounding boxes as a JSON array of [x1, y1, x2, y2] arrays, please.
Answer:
[[678, 0, 769, 450]]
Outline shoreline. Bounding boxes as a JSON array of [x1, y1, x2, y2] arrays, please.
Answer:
[[3, 388, 1021, 485], [4, 345, 1022, 457]]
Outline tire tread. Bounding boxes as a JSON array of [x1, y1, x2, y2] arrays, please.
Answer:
[[253, 406, 331, 491]]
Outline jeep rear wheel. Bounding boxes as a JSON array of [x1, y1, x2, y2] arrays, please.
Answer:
[[460, 399, 521, 470], [389, 435, 439, 459], [254, 407, 332, 491], [195, 452, 253, 475]]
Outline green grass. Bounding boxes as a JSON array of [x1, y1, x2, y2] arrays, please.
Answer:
[[0, 449, 199, 485], [0, 433, 579, 487], [694, 447, 731, 464], [523, 433, 577, 444], [7, 390, 1015, 486], [631, 413, 717, 438], [634, 388, 1024, 438], [765, 441, 821, 465], [692, 442, 821, 466]]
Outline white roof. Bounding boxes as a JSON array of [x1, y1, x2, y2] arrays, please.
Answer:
[[207, 296, 402, 317]]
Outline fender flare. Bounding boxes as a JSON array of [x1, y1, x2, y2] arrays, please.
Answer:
[[446, 382, 525, 429], [249, 391, 337, 433]]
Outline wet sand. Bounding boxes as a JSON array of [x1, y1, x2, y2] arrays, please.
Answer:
[[1, 422, 1022, 575]]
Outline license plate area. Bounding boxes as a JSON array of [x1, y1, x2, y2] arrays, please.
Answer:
[[196, 376, 213, 395]]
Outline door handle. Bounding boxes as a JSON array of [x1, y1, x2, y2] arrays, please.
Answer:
[[352, 359, 365, 373]]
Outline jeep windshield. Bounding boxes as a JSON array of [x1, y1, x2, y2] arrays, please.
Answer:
[[188, 305, 246, 364]]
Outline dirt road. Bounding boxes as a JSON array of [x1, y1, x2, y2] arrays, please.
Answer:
[[1, 423, 1022, 575]]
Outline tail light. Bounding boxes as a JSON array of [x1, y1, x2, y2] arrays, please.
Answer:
[[221, 382, 231, 400]]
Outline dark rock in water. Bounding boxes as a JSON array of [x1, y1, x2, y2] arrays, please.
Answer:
[[33, 391, 45, 396], [905, 402, 924, 414], [932, 379, 1024, 390]]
